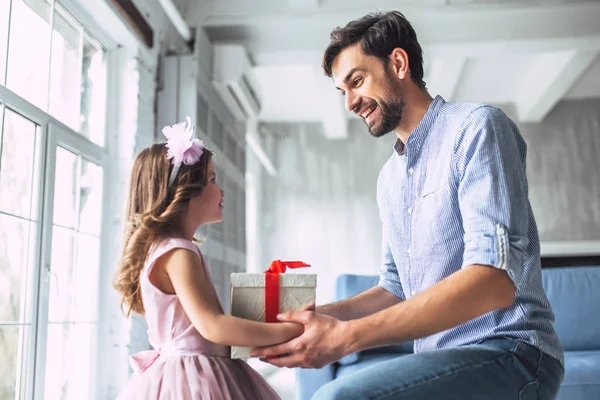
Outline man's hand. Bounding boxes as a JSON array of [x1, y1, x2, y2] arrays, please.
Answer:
[[250, 308, 351, 369]]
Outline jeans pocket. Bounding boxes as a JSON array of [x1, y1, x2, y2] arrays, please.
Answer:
[[518, 380, 539, 400]]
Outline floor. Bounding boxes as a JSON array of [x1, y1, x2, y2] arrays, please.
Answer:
[[247, 358, 297, 399]]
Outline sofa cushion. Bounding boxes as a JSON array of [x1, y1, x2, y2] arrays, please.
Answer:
[[335, 274, 380, 300], [556, 350, 600, 400], [562, 350, 600, 387], [335, 274, 414, 366], [338, 352, 360, 365], [296, 365, 336, 400], [337, 353, 406, 378], [542, 267, 600, 350]]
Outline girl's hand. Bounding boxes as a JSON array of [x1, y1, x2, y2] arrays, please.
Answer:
[[251, 311, 349, 368], [278, 304, 313, 341], [281, 321, 304, 339]]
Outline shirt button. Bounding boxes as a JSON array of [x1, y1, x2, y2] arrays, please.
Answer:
[[412, 290, 417, 296], [407, 248, 412, 254], [407, 207, 413, 214], [408, 168, 414, 175]]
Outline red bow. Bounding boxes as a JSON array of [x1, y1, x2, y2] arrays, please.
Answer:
[[265, 260, 310, 322]]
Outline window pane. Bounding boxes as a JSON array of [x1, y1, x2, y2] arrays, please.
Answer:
[[6, 0, 52, 110], [48, 4, 83, 130], [73, 234, 99, 321], [0, 215, 35, 323], [0, 325, 30, 400], [80, 36, 106, 147], [0, 0, 10, 86], [49, 229, 100, 323], [53, 147, 78, 229], [48, 226, 75, 323], [44, 323, 93, 400], [78, 159, 102, 236], [0, 109, 39, 220]]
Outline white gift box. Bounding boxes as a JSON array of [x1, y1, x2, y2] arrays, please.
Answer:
[[230, 272, 317, 359]]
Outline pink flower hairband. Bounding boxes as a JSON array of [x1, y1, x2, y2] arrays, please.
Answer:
[[162, 116, 205, 186]]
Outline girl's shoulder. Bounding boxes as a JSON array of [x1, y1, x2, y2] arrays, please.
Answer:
[[154, 237, 199, 253], [147, 237, 201, 269]]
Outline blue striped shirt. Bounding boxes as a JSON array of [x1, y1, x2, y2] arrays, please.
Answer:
[[377, 96, 563, 364]]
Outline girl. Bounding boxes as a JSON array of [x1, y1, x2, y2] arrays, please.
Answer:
[[113, 117, 301, 399]]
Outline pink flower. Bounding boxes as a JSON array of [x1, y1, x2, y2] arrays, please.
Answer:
[[162, 116, 205, 186], [163, 116, 204, 167]]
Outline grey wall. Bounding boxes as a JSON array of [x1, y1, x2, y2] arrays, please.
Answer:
[[256, 121, 395, 302], [257, 98, 600, 302], [521, 99, 600, 241]]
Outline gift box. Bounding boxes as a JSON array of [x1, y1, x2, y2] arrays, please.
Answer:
[[230, 260, 316, 359]]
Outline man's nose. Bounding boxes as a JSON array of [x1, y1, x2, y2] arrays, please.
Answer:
[[345, 92, 359, 113]]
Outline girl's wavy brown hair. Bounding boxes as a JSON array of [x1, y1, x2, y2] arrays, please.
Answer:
[[113, 143, 213, 316]]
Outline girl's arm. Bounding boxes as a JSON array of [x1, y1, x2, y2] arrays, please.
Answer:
[[163, 248, 303, 347]]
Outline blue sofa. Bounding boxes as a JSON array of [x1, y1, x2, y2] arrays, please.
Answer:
[[297, 266, 600, 400]]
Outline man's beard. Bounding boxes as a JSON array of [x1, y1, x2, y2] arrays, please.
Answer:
[[365, 77, 405, 138]]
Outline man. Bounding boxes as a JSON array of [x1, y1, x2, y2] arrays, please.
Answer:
[[251, 11, 564, 399]]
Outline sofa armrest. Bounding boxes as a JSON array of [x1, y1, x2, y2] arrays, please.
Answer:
[[296, 364, 336, 400]]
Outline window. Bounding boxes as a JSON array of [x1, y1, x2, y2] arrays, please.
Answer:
[[0, 0, 9, 85], [0, 1, 109, 398], [6, 0, 53, 111], [5, 0, 106, 146], [44, 147, 103, 399], [0, 107, 40, 400]]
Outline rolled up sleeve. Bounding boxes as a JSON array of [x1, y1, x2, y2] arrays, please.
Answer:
[[378, 228, 406, 299], [455, 106, 530, 287]]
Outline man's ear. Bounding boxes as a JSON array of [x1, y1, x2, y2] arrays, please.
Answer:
[[389, 48, 409, 80]]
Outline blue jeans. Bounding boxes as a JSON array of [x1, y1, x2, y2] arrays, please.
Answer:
[[313, 338, 564, 399]]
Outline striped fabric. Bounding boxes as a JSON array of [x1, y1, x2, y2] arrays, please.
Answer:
[[377, 96, 564, 364]]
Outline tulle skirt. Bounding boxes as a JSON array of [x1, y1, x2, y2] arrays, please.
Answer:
[[116, 355, 281, 400]]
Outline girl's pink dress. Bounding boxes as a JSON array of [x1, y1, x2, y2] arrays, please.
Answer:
[[117, 238, 281, 400]]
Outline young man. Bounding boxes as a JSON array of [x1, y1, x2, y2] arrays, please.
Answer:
[[251, 11, 564, 399]]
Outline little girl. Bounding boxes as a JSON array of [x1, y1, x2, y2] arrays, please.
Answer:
[[113, 117, 301, 399]]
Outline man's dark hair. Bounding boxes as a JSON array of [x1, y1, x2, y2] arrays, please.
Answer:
[[322, 11, 426, 90]]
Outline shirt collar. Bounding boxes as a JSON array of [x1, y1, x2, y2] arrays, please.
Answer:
[[394, 95, 445, 156]]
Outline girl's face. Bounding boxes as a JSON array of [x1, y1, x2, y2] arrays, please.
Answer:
[[188, 159, 224, 225]]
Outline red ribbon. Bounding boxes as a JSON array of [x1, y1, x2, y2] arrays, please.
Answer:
[[265, 260, 310, 323]]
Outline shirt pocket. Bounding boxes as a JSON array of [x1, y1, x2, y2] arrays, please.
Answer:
[[421, 188, 438, 200], [420, 163, 444, 200], [415, 182, 459, 259]]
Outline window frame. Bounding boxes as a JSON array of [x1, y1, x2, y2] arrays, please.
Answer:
[[0, 0, 117, 397]]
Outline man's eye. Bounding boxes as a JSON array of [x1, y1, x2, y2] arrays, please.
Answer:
[[353, 77, 362, 87], [340, 91, 346, 96]]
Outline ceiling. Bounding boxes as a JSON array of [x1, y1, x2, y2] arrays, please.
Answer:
[[176, 0, 600, 138]]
